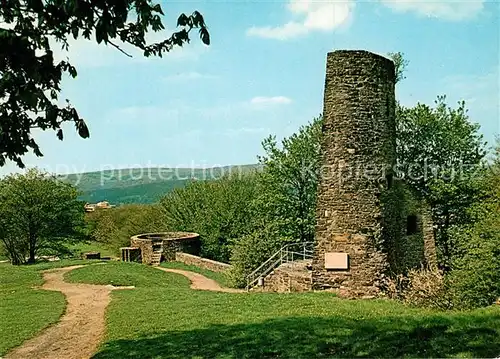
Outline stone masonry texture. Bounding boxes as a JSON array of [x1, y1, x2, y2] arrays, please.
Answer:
[[129, 232, 200, 265], [175, 252, 231, 273], [312, 50, 397, 297], [259, 261, 312, 293]]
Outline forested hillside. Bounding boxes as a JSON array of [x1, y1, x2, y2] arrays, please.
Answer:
[[62, 165, 261, 205]]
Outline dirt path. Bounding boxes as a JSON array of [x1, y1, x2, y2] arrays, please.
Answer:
[[6, 264, 241, 359], [5, 265, 133, 359], [156, 267, 243, 293]]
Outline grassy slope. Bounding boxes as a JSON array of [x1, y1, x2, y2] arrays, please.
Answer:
[[78, 179, 189, 204], [0, 260, 96, 355], [160, 261, 231, 287], [66, 262, 500, 359], [62, 165, 261, 205]]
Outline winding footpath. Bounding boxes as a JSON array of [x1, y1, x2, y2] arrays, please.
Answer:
[[156, 267, 243, 293], [5, 264, 241, 359]]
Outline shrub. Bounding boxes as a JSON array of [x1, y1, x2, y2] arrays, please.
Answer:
[[383, 269, 452, 310], [446, 202, 500, 309], [227, 225, 283, 288], [402, 269, 453, 309]]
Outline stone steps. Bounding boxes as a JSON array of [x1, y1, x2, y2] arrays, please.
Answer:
[[256, 260, 312, 292], [150, 251, 162, 266]]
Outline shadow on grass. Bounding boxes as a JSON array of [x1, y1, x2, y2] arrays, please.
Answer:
[[93, 314, 500, 358]]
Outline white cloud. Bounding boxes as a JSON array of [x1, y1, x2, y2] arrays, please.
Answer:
[[162, 72, 217, 82], [247, 0, 354, 40], [380, 0, 485, 21], [250, 96, 292, 105], [247, 22, 309, 40]]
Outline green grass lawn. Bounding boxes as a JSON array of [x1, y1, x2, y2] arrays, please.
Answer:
[[66, 261, 190, 287], [64, 262, 500, 359], [0, 259, 96, 356], [160, 261, 231, 287]]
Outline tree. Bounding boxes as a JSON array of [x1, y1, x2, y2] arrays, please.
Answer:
[[86, 203, 168, 251], [227, 117, 322, 286], [388, 51, 409, 84], [395, 96, 487, 270], [0, 168, 86, 264], [255, 116, 322, 244], [387, 52, 487, 269], [447, 139, 500, 308], [1, 2, 210, 167], [159, 173, 259, 262]]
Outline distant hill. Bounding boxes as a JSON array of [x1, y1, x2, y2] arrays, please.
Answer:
[[61, 164, 261, 205]]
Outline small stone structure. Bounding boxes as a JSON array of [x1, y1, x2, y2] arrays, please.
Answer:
[[123, 232, 200, 266], [120, 247, 140, 262], [310, 50, 437, 297], [255, 261, 312, 293]]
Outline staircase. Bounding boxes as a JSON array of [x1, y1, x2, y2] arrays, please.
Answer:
[[150, 241, 163, 266], [246, 242, 314, 291]]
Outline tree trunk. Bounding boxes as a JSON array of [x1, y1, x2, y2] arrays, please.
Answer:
[[27, 247, 36, 264], [27, 232, 36, 264]]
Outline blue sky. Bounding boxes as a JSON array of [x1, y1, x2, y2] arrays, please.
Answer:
[[1, 0, 499, 175]]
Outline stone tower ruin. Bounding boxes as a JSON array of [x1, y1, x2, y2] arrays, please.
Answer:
[[312, 50, 397, 297], [250, 50, 436, 295]]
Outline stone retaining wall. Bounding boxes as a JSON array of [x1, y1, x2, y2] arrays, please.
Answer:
[[175, 252, 231, 273], [162, 234, 200, 261], [258, 261, 312, 293], [130, 237, 153, 264], [129, 232, 200, 265]]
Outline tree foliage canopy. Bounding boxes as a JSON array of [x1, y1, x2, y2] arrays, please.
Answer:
[[159, 173, 259, 262], [85, 203, 167, 251], [227, 117, 322, 286], [0, 168, 86, 264], [256, 116, 322, 244], [0, 1, 209, 167], [447, 139, 500, 308], [395, 96, 487, 269], [388, 51, 409, 84]]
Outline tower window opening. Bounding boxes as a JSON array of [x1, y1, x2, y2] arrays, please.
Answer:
[[407, 215, 419, 235]]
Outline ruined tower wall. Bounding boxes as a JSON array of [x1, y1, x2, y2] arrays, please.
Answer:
[[312, 50, 397, 297], [381, 182, 437, 274]]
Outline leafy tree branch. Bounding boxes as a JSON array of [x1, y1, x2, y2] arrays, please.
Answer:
[[1, 1, 210, 167]]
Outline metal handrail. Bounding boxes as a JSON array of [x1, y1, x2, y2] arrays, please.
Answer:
[[250, 257, 282, 287], [245, 241, 314, 290], [246, 241, 314, 280], [247, 247, 285, 280]]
